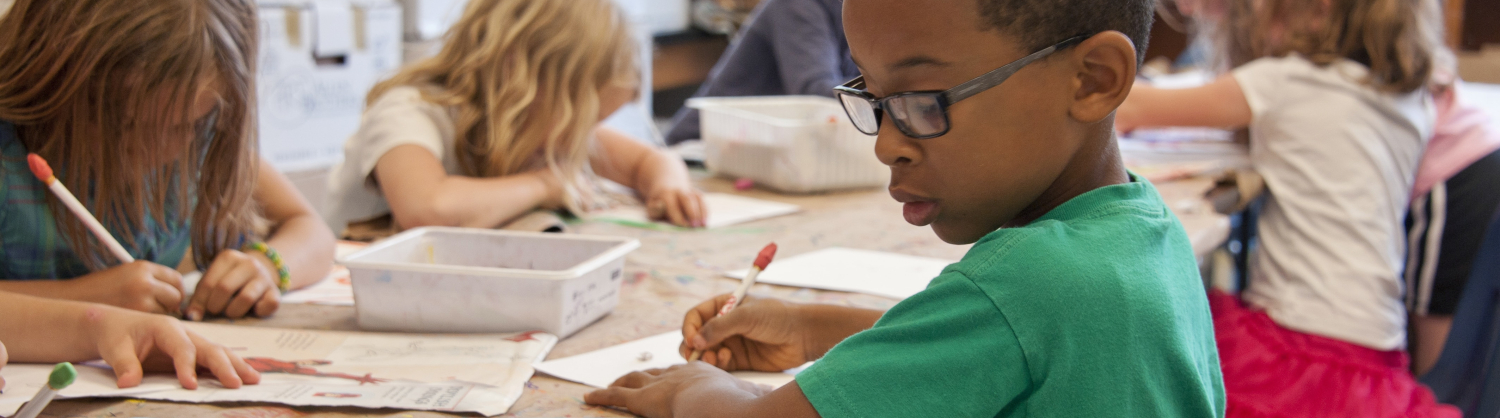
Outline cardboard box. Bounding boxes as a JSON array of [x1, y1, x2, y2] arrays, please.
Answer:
[[256, 0, 403, 172]]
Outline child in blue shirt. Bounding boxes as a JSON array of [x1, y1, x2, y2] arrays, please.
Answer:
[[664, 0, 858, 144]]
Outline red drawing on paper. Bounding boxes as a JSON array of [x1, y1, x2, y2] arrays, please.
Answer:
[[244, 358, 387, 385], [505, 331, 544, 343]]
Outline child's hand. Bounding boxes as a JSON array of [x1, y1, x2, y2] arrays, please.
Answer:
[[185, 250, 280, 321], [680, 294, 810, 372], [68, 261, 185, 315], [0, 339, 8, 392], [584, 362, 757, 418], [82, 305, 260, 389], [645, 184, 705, 228], [528, 169, 568, 210]]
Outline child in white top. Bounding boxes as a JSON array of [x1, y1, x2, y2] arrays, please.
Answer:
[[326, 0, 703, 234], [1116, 0, 1458, 416]]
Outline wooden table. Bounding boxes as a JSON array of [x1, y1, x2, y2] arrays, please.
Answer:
[[34, 176, 1228, 418]]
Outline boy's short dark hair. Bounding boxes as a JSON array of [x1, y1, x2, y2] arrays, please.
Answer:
[[977, 0, 1155, 63]]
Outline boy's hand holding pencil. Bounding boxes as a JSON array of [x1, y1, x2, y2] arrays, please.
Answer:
[[679, 293, 813, 372]]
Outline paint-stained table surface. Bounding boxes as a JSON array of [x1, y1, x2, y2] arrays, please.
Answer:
[[34, 175, 1227, 418]]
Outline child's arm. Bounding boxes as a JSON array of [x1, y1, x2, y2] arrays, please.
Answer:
[[186, 159, 337, 320], [586, 363, 822, 418], [590, 127, 706, 227], [1114, 75, 1253, 132], [0, 291, 259, 389], [374, 145, 564, 229], [0, 261, 185, 315]]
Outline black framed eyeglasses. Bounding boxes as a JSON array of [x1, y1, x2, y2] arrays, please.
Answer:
[[834, 36, 1085, 139]]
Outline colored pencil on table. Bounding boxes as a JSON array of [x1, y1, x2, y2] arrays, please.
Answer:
[[27, 153, 135, 264], [688, 242, 778, 362], [13, 362, 77, 418]]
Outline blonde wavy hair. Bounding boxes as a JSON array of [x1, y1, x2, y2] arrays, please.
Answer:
[[1205, 0, 1451, 93], [368, 0, 639, 212], [0, 0, 260, 270]]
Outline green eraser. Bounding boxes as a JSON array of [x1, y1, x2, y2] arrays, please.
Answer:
[[48, 362, 76, 390]]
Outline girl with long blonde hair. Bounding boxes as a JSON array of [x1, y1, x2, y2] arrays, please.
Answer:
[[0, 0, 335, 321], [325, 0, 704, 233], [1116, 0, 1461, 416]]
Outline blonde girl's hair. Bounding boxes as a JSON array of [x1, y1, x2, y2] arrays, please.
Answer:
[[1210, 0, 1452, 93], [0, 0, 260, 270], [368, 0, 639, 213]]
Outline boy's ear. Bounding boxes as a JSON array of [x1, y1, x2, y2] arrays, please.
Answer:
[[1066, 31, 1137, 123]]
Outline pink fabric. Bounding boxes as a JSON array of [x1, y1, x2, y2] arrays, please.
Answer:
[[1209, 291, 1462, 418], [1414, 81, 1500, 199]]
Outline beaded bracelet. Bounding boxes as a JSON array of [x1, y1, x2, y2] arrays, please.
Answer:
[[243, 241, 291, 293]]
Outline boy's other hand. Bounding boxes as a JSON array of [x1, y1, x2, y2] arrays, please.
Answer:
[[69, 261, 184, 315], [186, 250, 280, 321], [646, 184, 705, 228], [584, 362, 756, 418], [681, 294, 809, 372], [81, 305, 259, 390]]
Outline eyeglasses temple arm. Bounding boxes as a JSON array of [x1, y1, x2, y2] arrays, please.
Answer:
[[942, 36, 1086, 104]]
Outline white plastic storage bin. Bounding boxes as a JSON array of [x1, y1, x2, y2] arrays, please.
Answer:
[[341, 227, 640, 337], [690, 96, 890, 193]]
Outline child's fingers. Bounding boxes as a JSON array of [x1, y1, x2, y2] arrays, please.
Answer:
[[716, 347, 733, 370], [145, 262, 185, 293], [661, 193, 688, 226], [253, 290, 281, 318], [195, 343, 242, 389], [200, 258, 258, 317], [147, 321, 202, 390], [98, 338, 145, 388], [149, 279, 184, 315], [223, 279, 270, 319], [694, 306, 756, 349], [225, 349, 260, 385], [681, 294, 735, 352], [583, 386, 634, 407], [683, 191, 706, 228]]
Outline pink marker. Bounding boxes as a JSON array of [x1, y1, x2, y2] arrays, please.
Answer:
[[688, 243, 777, 362], [27, 154, 135, 264]]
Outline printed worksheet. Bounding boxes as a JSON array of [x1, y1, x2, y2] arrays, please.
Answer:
[[0, 324, 556, 416]]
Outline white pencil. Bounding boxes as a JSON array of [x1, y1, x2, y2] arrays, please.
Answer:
[[27, 154, 134, 264], [688, 243, 777, 362]]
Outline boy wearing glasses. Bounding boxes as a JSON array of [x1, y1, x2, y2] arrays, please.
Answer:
[[584, 0, 1225, 417]]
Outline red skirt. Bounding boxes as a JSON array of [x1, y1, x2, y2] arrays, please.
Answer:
[[1209, 291, 1462, 418]]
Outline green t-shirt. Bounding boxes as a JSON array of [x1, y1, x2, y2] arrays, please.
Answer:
[[797, 174, 1225, 418]]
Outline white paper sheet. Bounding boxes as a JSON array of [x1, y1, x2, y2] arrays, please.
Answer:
[[535, 332, 805, 389], [280, 266, 355, 306], [0, 324, 557, 416], [727, 248, 955, 300], [590, 193, 800, 229]]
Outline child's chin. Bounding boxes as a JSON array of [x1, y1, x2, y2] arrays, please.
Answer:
[[929, 222, 986, 245]]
